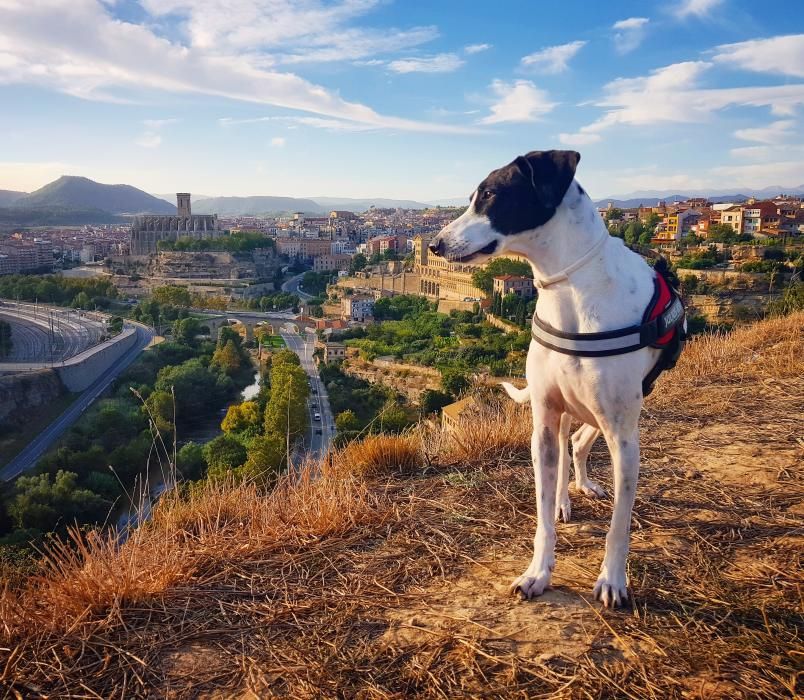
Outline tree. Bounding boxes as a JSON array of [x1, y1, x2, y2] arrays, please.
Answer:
[[177, 442, 206, 480], [441, 368, 470, 397], [221, 400, 262, 434], [152, 285, 192, 307], [420, 389, 452, 415], [8, 470, 107, 533], [172, 317, 201, 344], [263, 360, 309, 440], [707, 223, 739, 243], [203, 434, 247, 479], [471, 258, 532, 296], [349, 253, 368, 274], [71, 291, 91, 309], [623, 221, 645, 246], [144, 390, 175, 434], [211, 339, 242, 376], [240, 433, 285, 482], [335, 409, 359, 432]]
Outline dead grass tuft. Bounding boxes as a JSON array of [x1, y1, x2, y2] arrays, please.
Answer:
[[0, 312, 801, 698], [333, 430, 423, 478]]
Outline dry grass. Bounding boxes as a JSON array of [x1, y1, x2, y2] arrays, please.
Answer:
[[334, 430, 423, 478], [0, 313, 802, 699]]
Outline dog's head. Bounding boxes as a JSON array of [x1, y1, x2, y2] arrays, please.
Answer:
[[429, 150, 581, 264]]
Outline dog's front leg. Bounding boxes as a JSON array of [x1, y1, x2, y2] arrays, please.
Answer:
[[555, 413, 572, 523], [594, 427, 640, 607], [511, 405, 561, 599]]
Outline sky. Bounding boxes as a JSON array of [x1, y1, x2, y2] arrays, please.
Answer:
[[0, 0, 803, 201]]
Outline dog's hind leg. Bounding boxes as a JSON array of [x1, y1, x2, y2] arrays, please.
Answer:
[[571, 425, 606, 498], [555, 413, 572, 523], [510, 402, 561, 599], [593, 424, 641, 608]]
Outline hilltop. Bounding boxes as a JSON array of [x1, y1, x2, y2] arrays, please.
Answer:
[[0, 313, 801, 698], [12, 176, 175, 215], [0, 190, 25, 207]]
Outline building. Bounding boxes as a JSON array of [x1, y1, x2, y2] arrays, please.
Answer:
[[275, 238, 333, 261], [742, 201, 778, 237], [0, 239, 53, 274], [129, 193, 221, 255], [312, 254, 351, 272], [441, 395, 479, 434], [720, 206, 744, 235], [367, 234, 407, 257], [493, 274, 535, 299], [341, 295, 374, 322], [412, 234, 486, 301], [322, 342, 347, 363]]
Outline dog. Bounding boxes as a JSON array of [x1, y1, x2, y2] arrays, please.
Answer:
[[429, 150, 685, 607]]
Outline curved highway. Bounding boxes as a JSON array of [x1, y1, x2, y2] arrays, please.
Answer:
[[0, 323, 155, 481]]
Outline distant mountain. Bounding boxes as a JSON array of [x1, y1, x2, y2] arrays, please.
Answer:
[[0, 190, 26, 207], [594, 184, 804, 208], [14, 176, 175, 215], [310, 196, 431, 211], [192, 196, 325, 216]]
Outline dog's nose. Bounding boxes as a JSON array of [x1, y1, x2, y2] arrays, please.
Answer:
[[428, 238, 445, 256]]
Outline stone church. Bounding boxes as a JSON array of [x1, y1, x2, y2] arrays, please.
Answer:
[[129, 193, 221, 255]]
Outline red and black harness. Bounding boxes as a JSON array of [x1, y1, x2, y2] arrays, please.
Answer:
[[531, 263, 687, 396]]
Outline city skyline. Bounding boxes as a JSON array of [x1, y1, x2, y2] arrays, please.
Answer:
[[1, 0, 803, 200]]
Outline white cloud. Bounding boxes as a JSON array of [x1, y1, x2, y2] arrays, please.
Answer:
[[0, 0, 474, 134], [479, 80, 556, 124], [139, 0, 438, 65], [713, 34, 804, 78], [612, 17, 649, 54], [567, 60, 804, 139], [464, 43, 491, 55], [558, 131, 601, 145], [270, 136, 286, 147], [734, 119, 795, 144], [221, 115, 380, 132], [143, 118, 180, 129], [520, 41, 586, 74], [387, 53, 464, 74], [673, 0, 725, 18]]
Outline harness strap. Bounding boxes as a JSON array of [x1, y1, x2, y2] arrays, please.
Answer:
[[531, 275, 685, 359], [534, 232, 609, 289]]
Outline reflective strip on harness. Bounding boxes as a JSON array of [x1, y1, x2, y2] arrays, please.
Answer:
[[531, 274, 685, 359]]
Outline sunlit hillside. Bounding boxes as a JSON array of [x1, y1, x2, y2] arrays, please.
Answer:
[[1, 313, 801, 699]]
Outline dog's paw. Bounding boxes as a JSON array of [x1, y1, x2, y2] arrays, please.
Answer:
[[555, 497, 571, 523], [577, 479, 606, 498], [593, 570, 629, 608], [509, 570, 552, 600]]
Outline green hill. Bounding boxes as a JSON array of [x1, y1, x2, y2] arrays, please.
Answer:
[[13, 176, 174, 215], [0, 190, 26, 207]]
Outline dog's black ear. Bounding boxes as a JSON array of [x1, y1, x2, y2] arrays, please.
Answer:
[[516, 150, 581, 209]]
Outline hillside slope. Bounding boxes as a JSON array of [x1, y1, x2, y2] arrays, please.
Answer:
[[0, 189, 25, 207], [1, 314, 801, 698], [14, 176, 175, 214]]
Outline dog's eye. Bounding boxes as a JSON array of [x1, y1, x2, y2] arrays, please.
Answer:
[[483, 190, 495, 198]]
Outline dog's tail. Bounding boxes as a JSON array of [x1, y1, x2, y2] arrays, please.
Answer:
[[501, 382, 531, 404]]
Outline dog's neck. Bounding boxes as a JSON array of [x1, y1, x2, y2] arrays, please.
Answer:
[[505, 183, 609, 287]]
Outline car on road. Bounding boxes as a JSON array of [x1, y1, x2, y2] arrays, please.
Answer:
[[313, 412, 321, 421], [315, 428, 322, 435]]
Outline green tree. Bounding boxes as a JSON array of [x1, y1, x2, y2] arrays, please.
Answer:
[[177, 442, 206, 480], [335, 409, 359, 432], [144, 389, 175, 434], [152, 285, 192, 307], [203, 434, 248, 479], [420, 389, 452, 415], [471, 258, 532, 296], [71, 291, 91, 309], [221, 400, 262, 434], [605, 207, 624, 221], [263, 361, 309, 440], [441, 367, 470, 397], [172, 317, 201, 344], [211, 339, 242, 376], [349, 252, 368, 273], [240, 433, 286, 482], [7, 470, 107, 533]]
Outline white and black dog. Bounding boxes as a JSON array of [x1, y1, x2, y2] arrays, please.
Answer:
[[429, 150, 685, 607]]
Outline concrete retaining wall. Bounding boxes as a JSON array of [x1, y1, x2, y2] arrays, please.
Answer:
[[56, 327, 138, 392]]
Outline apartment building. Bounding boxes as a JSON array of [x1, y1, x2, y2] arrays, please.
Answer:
[[312, 254, 351, 272], [720, 206, 744, 234], [742, 201, 779, 237], [341, 295, 375, 322], [493, 275, 535, 298]]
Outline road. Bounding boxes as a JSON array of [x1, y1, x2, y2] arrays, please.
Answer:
[[0, 323, 156, 482], [279, 323, 335, 459], [281, 272, 314, 301]]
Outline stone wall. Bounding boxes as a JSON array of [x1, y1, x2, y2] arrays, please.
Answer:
[[686, 292, 775, 324], [342, 357, 441, 402], [0, 369, 63, 429]]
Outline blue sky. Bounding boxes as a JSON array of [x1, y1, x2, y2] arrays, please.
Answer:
[[0, 0, 802, 200]]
